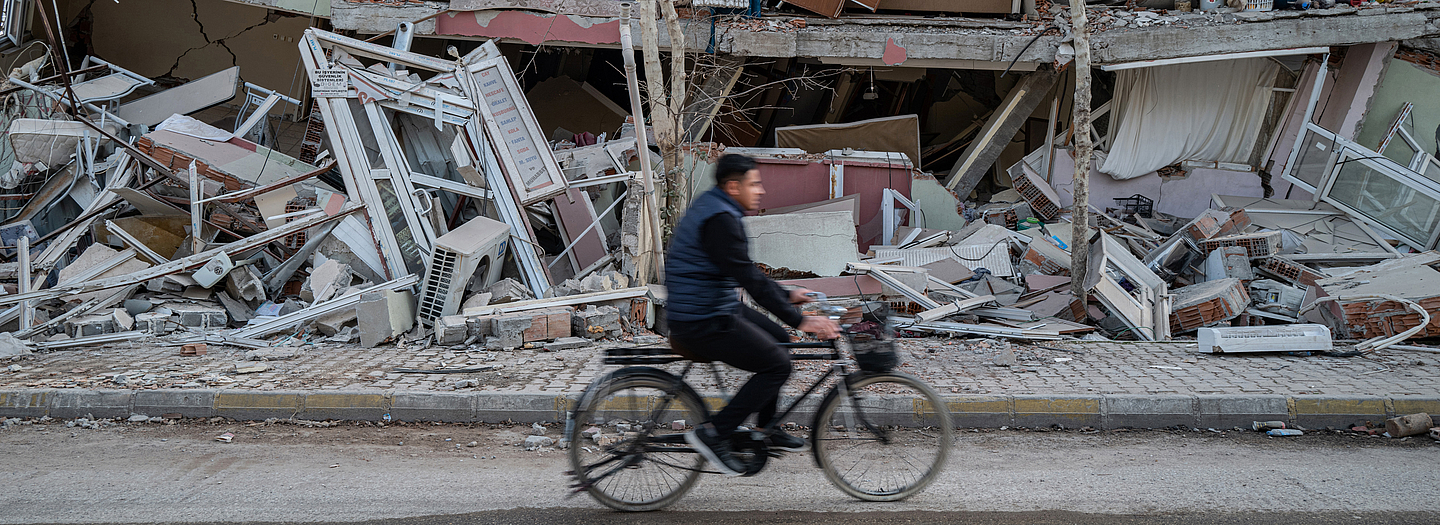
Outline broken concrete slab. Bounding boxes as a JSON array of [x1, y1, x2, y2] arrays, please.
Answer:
[[545, 336, 593, 351], [743, 211, 858, 277], [302, 259, 353, 304], [435, 315, 470, 346], [485, 278, 534, 305], [171, 304, 228, 329], [0, 332, 33, 356], [60, 244, 151, 305], [214, 291, 254, 328], [946, 67, 1060, 198], [112, 308, 134, 331], [314, 307, 358, 338], [357, 289, 416, 348], [573, 305, 621, 340], [224, 265, 265, 303]]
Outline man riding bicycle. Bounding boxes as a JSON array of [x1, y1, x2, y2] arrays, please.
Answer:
[[664, 153, 841, 476]]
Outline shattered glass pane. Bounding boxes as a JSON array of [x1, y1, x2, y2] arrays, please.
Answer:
[[1327, 159, 1440, 248], [1291, 129, 1334, 190], [375, 179, 425, 276], [346, 98, 388, 170]]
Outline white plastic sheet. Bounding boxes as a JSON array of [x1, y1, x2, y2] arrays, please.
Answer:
[[1099, 58, 1280, 180]]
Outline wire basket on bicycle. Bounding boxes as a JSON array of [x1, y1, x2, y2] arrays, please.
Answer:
[[841, 301, 901, 373]]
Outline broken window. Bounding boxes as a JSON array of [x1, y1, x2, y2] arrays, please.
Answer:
[[1282, 51, 1440, 250], [1325, 154, 1440, 248]]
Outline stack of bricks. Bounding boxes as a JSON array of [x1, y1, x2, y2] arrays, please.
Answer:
[[1180, 208, 1252, 244], [1197, 230, 1282, 259], [1337, 296, 1440, 339], [1009, 162, 1063, 221], [1021, 239, 1071, 276], [1258, 256, 1325, 288], [1170, 278, 1250, 333]]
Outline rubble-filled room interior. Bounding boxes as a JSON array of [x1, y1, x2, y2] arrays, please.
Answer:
[[0, 0, 1439, 375]]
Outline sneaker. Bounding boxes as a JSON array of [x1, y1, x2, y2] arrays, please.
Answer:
[[686, 426, 746, 477], [768, 428, 809, 452]]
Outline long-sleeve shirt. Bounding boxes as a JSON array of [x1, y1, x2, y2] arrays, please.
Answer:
[[699, 212, 805, 328]]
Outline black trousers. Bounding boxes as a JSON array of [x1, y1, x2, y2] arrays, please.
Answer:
[[668, 306, 792, 439]]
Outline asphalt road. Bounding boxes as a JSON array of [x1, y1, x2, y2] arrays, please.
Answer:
[[3, 419, 1438, 524]]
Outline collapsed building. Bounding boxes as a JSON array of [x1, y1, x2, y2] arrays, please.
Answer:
[[0, 0, 1438, 360]]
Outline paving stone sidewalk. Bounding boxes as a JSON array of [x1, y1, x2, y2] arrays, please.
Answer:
[[2, 336, 1436, 399]]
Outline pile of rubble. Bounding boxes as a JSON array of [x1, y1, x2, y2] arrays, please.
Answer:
[[767, 152, 1440, 353], [1, 16, 1436, 365], [0, 28, 658, 358]]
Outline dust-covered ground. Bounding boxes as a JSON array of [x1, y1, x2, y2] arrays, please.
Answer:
[[3, 416, 1438, 523]]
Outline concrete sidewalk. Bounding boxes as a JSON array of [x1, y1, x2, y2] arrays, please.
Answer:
[[2, 337, 1438, 430]]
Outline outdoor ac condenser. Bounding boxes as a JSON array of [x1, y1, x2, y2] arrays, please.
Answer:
[[1196, 324, 1332, 354], [416, 216, 510, 327]]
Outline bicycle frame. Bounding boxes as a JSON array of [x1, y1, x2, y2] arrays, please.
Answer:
[[582, 338, 892, 474]]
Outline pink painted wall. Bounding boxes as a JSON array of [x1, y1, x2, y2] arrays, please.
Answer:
[[1317, 42, 1396, 141], [1266, 44, 1395, 200], [751, 157, 912, 250]]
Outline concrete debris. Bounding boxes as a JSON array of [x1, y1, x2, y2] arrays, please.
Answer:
[[523, 435, 555, 450], [357, 290, 416, 348], [573, 305, 622, 340], [0, 333, 32, 356], [0, 6, 1436, 399]]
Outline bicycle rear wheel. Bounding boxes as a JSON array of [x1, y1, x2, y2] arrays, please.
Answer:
[[812, 372, 953, 502], [567, 369, 709, 511]]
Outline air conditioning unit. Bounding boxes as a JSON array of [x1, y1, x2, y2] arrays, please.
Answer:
[[416, 216, 509, 327], [1197, 324, 1332, 354]]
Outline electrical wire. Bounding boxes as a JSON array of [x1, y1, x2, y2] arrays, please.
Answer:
[[945, 239, 1009, 262], [1001, 26, 1053, 78]]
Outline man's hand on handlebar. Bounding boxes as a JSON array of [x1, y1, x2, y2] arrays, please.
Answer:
[[798, 315, 841, 340], [789, 287, 817, 304]]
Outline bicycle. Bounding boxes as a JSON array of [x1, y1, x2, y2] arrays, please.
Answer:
[[565, 297, 954, 511]]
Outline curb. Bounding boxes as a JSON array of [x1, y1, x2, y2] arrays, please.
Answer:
[[2, 389, 1438, 429]]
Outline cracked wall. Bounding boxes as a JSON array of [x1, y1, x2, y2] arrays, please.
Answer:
[[742, 211, 859, 277], [58, 0, 315, 113]]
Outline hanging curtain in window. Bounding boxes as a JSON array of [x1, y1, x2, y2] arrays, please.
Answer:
[[1099, 58, 1280, 180]]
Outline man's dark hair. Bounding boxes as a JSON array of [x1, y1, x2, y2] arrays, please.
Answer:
[[714, 153, 756, 187]]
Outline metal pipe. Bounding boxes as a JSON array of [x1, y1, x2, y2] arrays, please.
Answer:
[[619, 2, 666, 282], [18, 236, 31, 330], [389, 22, 415, 74]]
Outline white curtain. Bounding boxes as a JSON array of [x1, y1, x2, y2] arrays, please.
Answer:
[[1099, 58, 1280, 180]]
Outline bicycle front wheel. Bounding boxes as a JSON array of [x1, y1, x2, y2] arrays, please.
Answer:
[[568, 370, 708, 511], [812, 372, 953, 502]]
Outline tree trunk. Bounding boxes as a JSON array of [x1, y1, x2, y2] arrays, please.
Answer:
[[658, 0, 689, 227], [637, 0, 674, 226], [1068, 0, 1093, 299]]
